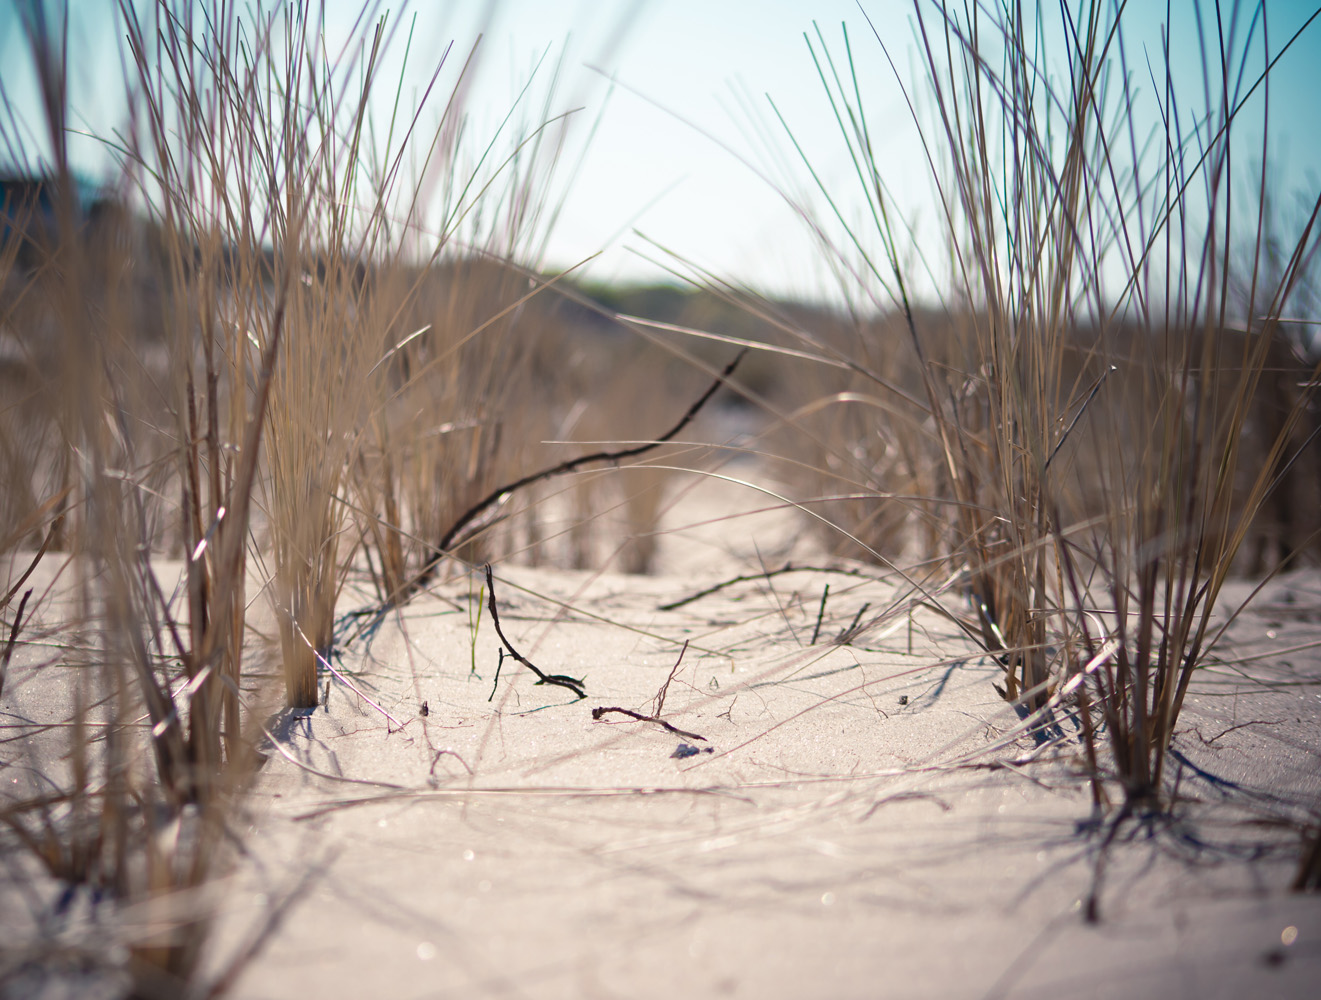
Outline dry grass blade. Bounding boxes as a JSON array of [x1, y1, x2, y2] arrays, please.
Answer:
[[0, 0, 595, 993]]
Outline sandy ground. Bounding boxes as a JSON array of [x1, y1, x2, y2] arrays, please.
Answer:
[[4, 463, 1321, 998]]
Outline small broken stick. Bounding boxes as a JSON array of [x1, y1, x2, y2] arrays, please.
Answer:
[[591, 706, 706, 743], [651, 640, 688, 717], [397, 350, 749, 608], [484, 564, 586, 700], [593, 641, 704, 741]]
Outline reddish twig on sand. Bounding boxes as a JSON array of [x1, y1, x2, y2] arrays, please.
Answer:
[[596, 641, 704, 739], [651, 640, 688, 717], [590, 706, 706, 743]]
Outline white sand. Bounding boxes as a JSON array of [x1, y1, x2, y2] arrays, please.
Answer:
[[3, 469, 1320, 998], [222, 473, 1321, 999]]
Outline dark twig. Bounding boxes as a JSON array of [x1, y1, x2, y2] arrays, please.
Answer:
[[1193, 719, 1285, 745], [651, 640, 689, 717], [810, 584, 830, 645], [1, 589, 32, 700], [836, 602, 871, 644], [484, 564, 585, 699], [488, 648, 504, 702], [591, 706, 706, 743], [658, 562, 877, 611], [394, 350, 747, 607], [1043, 364, 1115, 473], [1, 513, 60, 611]]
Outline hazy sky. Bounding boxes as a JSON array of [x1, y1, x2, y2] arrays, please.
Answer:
[[333, 0, 1321, 306], [2, 1, 1319, 305], [317, 0, 935, 300]]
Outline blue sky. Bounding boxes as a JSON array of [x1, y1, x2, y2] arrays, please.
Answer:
[[2, 1, 1319, 305]]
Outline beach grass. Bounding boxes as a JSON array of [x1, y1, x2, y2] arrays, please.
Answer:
[[1, 0, 1319, 995], [765, 0, 1321, 815], [0, 0, 641, 992]]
